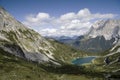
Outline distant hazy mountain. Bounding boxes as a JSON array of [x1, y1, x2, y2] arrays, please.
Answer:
[[46, 36, 78, 46]]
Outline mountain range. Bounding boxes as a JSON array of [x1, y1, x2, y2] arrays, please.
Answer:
[[0, 7, 120, 80], [55, 19, 120, 53]]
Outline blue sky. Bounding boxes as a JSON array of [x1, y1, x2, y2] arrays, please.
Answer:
[[0, 0, 120, 36]]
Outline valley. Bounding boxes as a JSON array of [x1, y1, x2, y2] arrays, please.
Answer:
[[0, 6, 120, 80]]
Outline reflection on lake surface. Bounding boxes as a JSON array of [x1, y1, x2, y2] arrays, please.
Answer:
[[72, 56, 96, 65]]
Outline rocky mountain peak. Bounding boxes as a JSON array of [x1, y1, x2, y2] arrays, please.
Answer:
[[0, 7, 26, 31], [87, 19, 120, 40]]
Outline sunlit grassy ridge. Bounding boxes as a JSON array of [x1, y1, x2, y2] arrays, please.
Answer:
[[47, 39, 88, 63]]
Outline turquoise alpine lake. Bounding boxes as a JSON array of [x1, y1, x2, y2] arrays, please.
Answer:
[[72, 56, 96, 65]]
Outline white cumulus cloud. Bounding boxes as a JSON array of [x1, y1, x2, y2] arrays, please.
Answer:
[[23, 8, 117, 37]]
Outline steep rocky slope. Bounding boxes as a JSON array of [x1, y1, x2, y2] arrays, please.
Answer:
[[0, 7, 84, 64], [0, 7, 57, 63]]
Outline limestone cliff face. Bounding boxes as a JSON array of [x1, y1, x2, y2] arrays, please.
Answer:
[[0, 7, 56, 63], [87, 19, 120, 40]]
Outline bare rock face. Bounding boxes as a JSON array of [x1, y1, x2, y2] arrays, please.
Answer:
[[86, 19, 120, 52], [0, 7, 56, 63], [87, 19, 120, 40]]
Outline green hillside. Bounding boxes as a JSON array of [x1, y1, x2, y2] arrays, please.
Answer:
[[47, 39, 88, 63], [0, 47, 105, 80]]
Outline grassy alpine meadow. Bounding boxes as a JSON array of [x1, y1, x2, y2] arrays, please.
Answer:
[[0, 47, 105, 80]]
